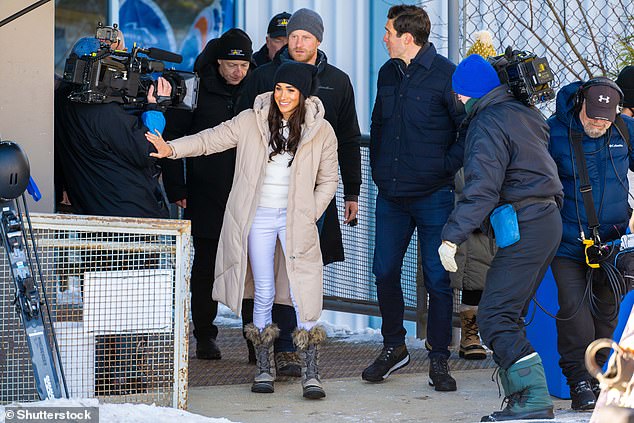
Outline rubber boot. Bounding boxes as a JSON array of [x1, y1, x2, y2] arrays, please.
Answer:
[[459, 306, 487, 360], [293, 326, 327, 399], [481, 354, 554, 421], [244, 323, 279, 393]]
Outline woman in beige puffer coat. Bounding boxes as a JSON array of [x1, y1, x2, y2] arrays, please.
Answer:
[[147, 62, 337, 399]]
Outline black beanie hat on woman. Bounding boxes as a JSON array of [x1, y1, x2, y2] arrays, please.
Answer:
[[273, 62, 319, 98]]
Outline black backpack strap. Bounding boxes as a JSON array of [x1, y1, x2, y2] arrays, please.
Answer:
[[614, 115, 631, 151], [570, 128, 601, 238]]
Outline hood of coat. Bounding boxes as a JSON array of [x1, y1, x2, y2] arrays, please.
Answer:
[[251, 92, 327, 148], [554, 81, 585, 132]]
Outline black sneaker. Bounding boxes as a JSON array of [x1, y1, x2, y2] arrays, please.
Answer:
[[196, 338, 221, 360], [429, 356, 457, 391], [361, 344, 410, 382], [570, 380, 596, 411]]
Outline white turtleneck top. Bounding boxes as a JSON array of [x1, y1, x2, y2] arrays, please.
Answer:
[[259, 123, 293, 208]]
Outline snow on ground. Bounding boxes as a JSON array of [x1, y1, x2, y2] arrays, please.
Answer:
[[0, 398, 235, 423]]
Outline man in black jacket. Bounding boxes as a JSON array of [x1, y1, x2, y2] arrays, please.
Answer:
[[55, 37, 171, 219], [252, 12, 290, 67], [162, 28, 253, 360], [237, 8, 362, 376], [440, 54, 563, 421], [363, 5, 464, 391]]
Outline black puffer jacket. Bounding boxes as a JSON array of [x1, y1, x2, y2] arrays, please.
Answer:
[[237, 45, 361, 264], [442, 85, 564, 245], [162, 36, 251, 239]]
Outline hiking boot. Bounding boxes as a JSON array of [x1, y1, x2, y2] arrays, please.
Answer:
[[244, 323, 279, 394], [361, 344, 410, 382], [429, 356, 457, 391], [481, 354, 554, 421], [459, 308, 487, 360], [570, 380, 596, 411], [275, 352, 302, 377], [294, 326, 327, 399], [196, 338, 221, 360]]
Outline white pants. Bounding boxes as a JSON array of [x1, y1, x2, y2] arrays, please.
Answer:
[[248, 207, 316, 331]]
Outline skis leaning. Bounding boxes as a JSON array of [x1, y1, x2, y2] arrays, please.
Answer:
[[1, 203, 63, 400]]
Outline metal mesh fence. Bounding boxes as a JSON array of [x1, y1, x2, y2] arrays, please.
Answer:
[[460, 0, 634, 115], [0, 213, 191, 408]]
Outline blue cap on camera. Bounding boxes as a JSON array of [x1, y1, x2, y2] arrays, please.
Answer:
[[452, 54, 501, 98], [71, 37, 100, 57]]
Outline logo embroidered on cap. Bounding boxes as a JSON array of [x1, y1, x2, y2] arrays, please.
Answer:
[[278, 18, 289, 26], [228, 49, 245, 57], [598, 95, 610, 103]]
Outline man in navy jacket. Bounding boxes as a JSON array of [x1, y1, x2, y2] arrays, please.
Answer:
[[363, 4, 464, 391], [548, 78, 634, 411]]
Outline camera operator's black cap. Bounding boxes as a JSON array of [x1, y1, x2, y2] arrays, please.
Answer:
[[583, 79, 622, 122], [616, 66, 634, 108], [268, 12, 291, 38], [273, 62, 319, 98], [216, 28, 253, 61]]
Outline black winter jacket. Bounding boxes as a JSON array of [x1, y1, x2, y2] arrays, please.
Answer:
[[252, 43, 271, 67], [162, 37, 250, 239], [370, 43, 465, 197], [442, 85, 564, 245], [237, 46, 362, 264], [54, 83, 169, 219]]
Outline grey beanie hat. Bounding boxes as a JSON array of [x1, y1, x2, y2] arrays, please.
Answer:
[[286, 8, 324, 42]]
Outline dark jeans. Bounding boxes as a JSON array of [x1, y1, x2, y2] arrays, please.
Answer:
[[373, 189, 454, 359], [551, 256, 616, 385], [191, 236, 219, 342], [478, 202, 562, 370]]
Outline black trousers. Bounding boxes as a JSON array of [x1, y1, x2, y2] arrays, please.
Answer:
[[191, 236, 219, 342], [478, 202, 562, 370], [551, 256, 616, 385], [241, 299, 297, 353]]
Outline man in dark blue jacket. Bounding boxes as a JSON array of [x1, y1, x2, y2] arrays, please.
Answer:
[[362, 4, 464, 391], [440, 54, 563, 421], [547, 78, 634, 411]]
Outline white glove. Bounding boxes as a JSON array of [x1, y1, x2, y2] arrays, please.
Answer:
[[438, 241, 458, 272]]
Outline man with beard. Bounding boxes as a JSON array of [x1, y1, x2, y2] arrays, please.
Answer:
[[547, 77, 634, 411]]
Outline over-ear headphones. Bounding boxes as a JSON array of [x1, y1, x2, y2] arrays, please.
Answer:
[[574, 76, 624, 112]]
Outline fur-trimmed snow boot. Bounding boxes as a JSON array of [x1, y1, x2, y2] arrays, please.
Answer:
[[293, 326, 327, 399], [244, 323, 280, 393]]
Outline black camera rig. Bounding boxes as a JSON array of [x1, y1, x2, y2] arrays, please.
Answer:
[[488, 47, 555, 106], [63, 23, 199, 111]]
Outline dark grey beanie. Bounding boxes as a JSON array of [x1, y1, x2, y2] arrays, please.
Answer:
[[286, 8, 324, 42]]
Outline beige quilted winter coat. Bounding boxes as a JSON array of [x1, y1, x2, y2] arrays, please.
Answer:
[[167, 93, 339, 322]]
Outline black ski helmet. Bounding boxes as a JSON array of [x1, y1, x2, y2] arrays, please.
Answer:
[[0, 141, 30, 201]]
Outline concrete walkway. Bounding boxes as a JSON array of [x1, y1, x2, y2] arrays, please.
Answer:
[[188, 369, 591, 423]]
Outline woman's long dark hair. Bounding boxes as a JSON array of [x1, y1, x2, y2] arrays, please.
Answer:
[[267, 91, 306, 166]]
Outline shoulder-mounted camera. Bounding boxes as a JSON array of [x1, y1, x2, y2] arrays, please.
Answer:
[[62, 23, 199, 111], [488, 47, 555, 106]]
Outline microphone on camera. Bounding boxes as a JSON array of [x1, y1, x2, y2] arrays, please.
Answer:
[[141, 47, 183, 64]]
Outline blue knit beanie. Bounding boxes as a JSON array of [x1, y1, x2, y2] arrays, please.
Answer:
[[452, 54, 501, 98]]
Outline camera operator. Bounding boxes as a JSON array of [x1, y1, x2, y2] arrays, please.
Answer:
[[439, 54, 563, 421], [55, 37, 172, 219], [547, 77, 634, 411]]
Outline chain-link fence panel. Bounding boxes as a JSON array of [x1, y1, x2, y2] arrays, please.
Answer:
[[461, 0, 634, 114]]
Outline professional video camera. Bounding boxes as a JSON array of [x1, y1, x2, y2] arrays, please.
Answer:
[[63, 23, 199, 111], [488, 47, 555, 106]]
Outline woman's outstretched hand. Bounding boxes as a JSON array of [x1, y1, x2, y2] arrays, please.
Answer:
[[146, 129, 172, 158]]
